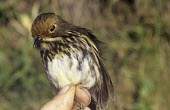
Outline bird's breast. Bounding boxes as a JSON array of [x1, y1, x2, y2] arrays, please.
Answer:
[[45, 50, 100, 89]]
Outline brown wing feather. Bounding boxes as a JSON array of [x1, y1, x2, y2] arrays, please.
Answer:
[[82, 31, 114, 110], [89, 54, 114, 110], [98, 56, 114, 100], [98, 56, 114, 109]]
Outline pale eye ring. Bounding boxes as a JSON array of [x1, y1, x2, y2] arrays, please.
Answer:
[[49, 25, 56, 32]]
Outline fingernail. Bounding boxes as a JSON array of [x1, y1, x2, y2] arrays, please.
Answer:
[[58, 85, 70, 95]]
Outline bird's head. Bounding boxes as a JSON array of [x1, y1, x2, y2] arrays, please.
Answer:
[[31, 13, 70, 49], [31, 12, 96, 52]]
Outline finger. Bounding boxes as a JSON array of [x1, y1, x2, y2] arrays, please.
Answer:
[[55, 86, 76, 110], [58, 85, 70, 95], [41, 86, 76, 110], [75, 86, 91, 106]]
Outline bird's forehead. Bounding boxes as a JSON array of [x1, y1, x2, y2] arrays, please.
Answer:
[[32, 14, 56, 37]]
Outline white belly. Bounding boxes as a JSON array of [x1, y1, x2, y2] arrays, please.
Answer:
[[46, 51, 99, 89]]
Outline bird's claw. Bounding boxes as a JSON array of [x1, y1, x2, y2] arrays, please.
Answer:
[[74, 98, 85, 110]]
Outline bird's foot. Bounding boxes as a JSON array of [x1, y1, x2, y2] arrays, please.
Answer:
[[74, 98, 85, 110]]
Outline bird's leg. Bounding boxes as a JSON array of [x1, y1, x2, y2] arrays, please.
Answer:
[[74, 97, 85, 110]]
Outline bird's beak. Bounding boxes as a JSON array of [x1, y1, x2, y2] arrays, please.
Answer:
[[33, 37, 42, 48]]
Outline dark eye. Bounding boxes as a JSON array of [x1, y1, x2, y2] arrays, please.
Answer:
[[50, 25, 56, 32]]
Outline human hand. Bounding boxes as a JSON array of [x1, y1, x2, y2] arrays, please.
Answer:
[[40, 86, 91, 110]]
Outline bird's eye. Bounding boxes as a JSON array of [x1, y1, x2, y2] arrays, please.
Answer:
[[49, 25, 56, 32]]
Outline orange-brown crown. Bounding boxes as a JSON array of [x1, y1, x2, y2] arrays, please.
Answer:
[[31, 13, 60, 39]]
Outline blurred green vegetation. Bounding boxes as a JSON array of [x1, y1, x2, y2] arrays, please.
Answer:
[[0, 0, 170, 110]]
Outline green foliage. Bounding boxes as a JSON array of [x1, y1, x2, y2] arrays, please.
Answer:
[[0, 0, 170, 110]]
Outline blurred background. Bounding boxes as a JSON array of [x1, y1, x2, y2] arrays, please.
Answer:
[[0, 0, 170, 110]]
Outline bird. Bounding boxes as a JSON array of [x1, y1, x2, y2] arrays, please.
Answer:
[[31, 12, 114, 110]]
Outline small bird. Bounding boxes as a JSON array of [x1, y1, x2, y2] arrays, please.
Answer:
[[31, 12, 114, 110]]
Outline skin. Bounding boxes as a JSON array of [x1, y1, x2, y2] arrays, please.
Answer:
[[40, 86, 91, 110]]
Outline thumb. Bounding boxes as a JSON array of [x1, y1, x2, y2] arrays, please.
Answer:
[[41, 86, 75, 110]]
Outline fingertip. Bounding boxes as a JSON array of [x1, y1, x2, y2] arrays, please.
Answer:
[[48, 86, 76, 110], [58, 85, 70, 95]]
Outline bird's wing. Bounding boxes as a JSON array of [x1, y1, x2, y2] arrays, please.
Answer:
[[83, 32, 114, 109], [98, 55, 114, 107], [91, 47, 114, 110]]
